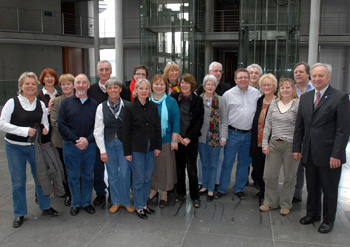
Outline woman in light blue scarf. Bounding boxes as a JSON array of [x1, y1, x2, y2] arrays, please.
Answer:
[[148, 74, 180, 208]]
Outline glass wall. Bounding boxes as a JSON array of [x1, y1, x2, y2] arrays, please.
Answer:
[[238, 0, 300, 78], [140, 0, 205, 81]]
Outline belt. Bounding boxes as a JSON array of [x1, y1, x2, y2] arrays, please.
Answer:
[[228, 125, 251, 133], [275, 138, 285, 142]]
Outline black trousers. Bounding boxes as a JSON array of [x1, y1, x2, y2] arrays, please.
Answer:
[[251, 148, 266, 192], [93, 147, 107, 196], [305, 154, 341, 223], [175, 140, 199, 200]]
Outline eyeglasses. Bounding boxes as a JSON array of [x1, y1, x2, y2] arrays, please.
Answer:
[[135, 73, 146, 76], [210, 70, 224, 73]]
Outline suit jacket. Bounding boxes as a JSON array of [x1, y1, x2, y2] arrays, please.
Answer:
[[122, 98, 162, 156], [293, 86, 350, 167], [50, 94, 67, 148]]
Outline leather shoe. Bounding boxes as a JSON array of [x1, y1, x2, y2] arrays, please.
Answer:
[[214, 192, 226, 199], [42, 207, 58, 217], [299, 215, 321, 225], [318, 222, 334, 234], [136, 209, 148, 219], [207, 195, 214, 202], [193, 199, 201, 208], [125, 205, 135, 212], [159, 200, 167, 208], [109, 204, 122, 213], [93, 194, 105, 206], [64, 195, 71, 206], [84, 204, 96, 214], [70, 207, 80, 216], [144, 207, 155, 214], [292, 197, 302, 203], [199, 189, 208, 196], [13, 216, 24, 228], [235, 192, 246, 200]]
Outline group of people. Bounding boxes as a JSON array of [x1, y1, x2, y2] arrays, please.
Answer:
[[0, 60, 349, 234]]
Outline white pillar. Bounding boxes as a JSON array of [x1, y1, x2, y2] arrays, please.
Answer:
[[308, 0, 321, 67], [93, 0, 100, 73], [205, 0, 214, 72], [115, 0, 124, 81]]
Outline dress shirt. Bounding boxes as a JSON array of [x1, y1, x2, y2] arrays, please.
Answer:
[[42, 87, 59, 99], [98, 81, 107, 93], [314, 85, 329, 103], [0, 95, 49, 145], [222, 86, 260, 130], [296, 81, 314, 98]]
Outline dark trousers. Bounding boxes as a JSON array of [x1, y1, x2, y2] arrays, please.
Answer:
[[305, 154, 341, 223], [93, 147, 107, 196], [175, 140, 199, 200], [251, 149, 266, 192], [57, 147, 71, 196]]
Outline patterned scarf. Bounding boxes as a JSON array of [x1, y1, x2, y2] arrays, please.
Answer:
[[202, 92, 220, 147], [168, 78, 181, 93]]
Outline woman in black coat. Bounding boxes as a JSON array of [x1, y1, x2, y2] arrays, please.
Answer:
[[122, 78, 162, 219], [250, 73, 277, 200], [171, 73, 204, 208]]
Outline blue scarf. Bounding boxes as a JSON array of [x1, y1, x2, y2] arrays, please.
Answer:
[[150, 93, 168, 137]]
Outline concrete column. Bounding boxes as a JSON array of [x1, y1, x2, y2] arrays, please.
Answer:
[[115, 0, 124, 81], [93, 0, 100, 73], [308, 0, 321, 67], [205, 0, 214, 72]]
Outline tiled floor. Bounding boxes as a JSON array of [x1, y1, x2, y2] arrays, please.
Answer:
[[0, 131, 349, 247]]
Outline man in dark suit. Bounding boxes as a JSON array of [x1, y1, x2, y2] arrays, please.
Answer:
[[293, 63, 350, 234]]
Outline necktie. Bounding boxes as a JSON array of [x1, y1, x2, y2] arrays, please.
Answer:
[[314, 91, 321, 108]]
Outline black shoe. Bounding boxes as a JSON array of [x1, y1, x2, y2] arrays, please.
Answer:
[[318, 222, 334, 234], [199, 189, 208, 196], [198, 184, 203, 190], [144, 207, 155, 214], [299, 215, 321, 225], [193, 199, 201, 208], [235, 192, 246, 200], [13, 216, 24, 228], [70, 207, 80, 216], [175, 194, 186, 202], [93, 194, 105, 206], [64, 196, 71, 206], [207, 195, 214, 202], [159, 200, 167, 208], [214, 184, 219, 192], [214, 191, 226, 199], [84, 204, 96, 214], [35, 192, 39, 204], [292, 197, 302, 203], [136, 209, 148, 219], [42, 207, 58, 217], [147, 191, 159, 204]]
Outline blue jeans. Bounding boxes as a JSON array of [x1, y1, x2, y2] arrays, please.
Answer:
[[130, 151, 154, 210], [218, 129, 252, 194], [5, 141, 51, 216], [198, 137, 221, 192], [63, 141, 96, 207], [198, 148, 223, 185], [105, 138, 132, 207]]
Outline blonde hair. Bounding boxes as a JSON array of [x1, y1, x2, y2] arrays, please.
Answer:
[[18, 72, 39, 95], [58, 74, 75, 86], [133, 78, 152, 98], [258, 73, 278, 93], [278, 78, 298, 100], [163, 62, 180, 79]]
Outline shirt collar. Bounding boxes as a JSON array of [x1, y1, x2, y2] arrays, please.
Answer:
[[42, 87, 58, 97], [315, 84, 329, 98]]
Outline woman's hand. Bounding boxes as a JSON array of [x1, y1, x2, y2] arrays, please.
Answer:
[[170, 141, 178, 150], [262, 147, 269, 156], [220, 140, 226, 147], [42, 127, 48, 135], [47, 98, 55, 113], [28, 128, 36, 137], [101, 153, 108, 163], [125, 155, 132, 162], [181, 138, 191, 146], [154, 149, 161, 157]]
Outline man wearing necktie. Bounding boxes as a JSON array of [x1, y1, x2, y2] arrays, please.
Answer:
[[293, 63, 350, 233]]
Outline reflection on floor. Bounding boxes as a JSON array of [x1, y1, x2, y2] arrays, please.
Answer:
[[0, 133, 349, 247]]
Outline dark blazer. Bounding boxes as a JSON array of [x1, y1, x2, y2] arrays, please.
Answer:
[[250, 95, 271, 157], [293, 86, 350, 166], [36, 89, 63, 107], [171, 92, 204, 141], [122, 98, 162, 156]]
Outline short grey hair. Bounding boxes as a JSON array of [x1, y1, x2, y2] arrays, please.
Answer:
[[247, 64, 263, 75], [18, 71, 39, 95], [133, 78, 152, 98], [105, 78, 123, 88], [311, 63, 332, 75], [209, 61, 222, 71], [97, 60, 112, 70], [203, 74, 217, 87]]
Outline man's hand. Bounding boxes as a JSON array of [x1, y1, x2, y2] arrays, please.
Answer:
[[75, 137, 88, 150], [125, 155, 132, 162], [330, 157, 341, 169], [262, 147, 269, 156], [293, 152, 302, 161], [100, 153, 108, 163]]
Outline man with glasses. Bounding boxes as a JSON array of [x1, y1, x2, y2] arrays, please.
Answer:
[[215, 68, 260, 200], [196, 62, 231, 96]]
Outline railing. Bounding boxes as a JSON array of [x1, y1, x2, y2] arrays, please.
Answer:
[[0, 6, 94, 37]]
